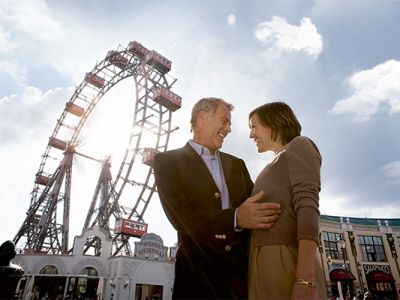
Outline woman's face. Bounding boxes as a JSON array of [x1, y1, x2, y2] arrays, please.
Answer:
[[249, 113, 273, 153]]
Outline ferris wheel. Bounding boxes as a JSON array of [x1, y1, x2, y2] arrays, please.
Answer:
[[13, 41, 181, 256]]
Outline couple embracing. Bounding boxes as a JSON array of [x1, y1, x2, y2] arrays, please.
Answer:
[[154, 97, 327, 300]]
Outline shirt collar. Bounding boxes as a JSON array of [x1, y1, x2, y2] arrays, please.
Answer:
[[188, 140, 219, 158]]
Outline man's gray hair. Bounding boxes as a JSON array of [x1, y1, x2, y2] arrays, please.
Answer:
[[190, 97, 234, 131]]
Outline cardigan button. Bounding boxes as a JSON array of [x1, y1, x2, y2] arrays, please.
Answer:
[[214, 192, 220, 198]]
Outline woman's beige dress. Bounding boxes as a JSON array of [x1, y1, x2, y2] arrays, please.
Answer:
[[249, 245, 327, 299]]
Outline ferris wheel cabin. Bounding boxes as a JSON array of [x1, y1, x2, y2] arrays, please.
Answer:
[[128, 41, 149, 60], [153, 86, 181, 111], [145, 50, 171, 74], [106, 50, 129, 69], [65, 102, 84, 117], [35, 174, 51, 186], [84, 72, 105, 89], [142, 148, 160, 167], [114, 219, 148, 238], [48, 137, 67, 151]]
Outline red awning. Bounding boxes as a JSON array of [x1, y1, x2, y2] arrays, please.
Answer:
[[329, 269, 355, 281], [366, 271, 394, 282]]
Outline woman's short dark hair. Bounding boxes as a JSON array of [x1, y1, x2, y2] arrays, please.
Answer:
[[249, 101, 301, 145]]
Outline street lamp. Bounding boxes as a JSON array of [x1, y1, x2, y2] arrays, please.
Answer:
[[337, 237, 350, 297], [387, 234, 400, 284], [357, 262, 365, 294]]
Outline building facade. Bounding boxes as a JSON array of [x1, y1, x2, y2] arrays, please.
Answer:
[[9, 215, 400, 300], [320, 215, 400, 300], [13, 227, 175, 300]]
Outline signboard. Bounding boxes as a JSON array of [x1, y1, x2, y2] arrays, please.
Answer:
[[134, 233, 168, 261], [363, 264, 391, 275]]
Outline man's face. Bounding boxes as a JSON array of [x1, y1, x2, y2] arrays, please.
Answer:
[[196, 102, 232, 153]]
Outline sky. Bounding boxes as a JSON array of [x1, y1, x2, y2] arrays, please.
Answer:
[[1, 0, 400, 249]]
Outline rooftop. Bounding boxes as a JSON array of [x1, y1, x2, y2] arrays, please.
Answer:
[[320, 214, 400, 227]]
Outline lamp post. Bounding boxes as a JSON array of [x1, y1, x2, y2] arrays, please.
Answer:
[[387, 234, 400, 276], [327, 256, 333, 299], [337, 237, 350, 298], [356, 262, 364, 294]]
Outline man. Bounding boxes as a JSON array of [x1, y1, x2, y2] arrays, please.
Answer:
[[154, 98, 281, 299]]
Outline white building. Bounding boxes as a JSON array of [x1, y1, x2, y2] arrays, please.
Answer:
[[13, 226, 175, 300]]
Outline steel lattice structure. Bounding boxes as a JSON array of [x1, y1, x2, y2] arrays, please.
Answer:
[[13, 41, 181, 256]]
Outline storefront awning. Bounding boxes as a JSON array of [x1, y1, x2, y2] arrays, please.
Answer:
[[366, 271, 394, 282], [329, 268, 355, 281]]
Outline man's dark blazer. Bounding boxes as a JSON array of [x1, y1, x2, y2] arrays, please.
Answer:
[[153, 143, 254, 299]]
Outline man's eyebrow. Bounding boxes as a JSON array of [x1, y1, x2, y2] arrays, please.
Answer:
[[222, 117, 231, 124]]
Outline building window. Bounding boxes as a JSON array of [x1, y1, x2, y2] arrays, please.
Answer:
[[39, 265, 58, 274], [135, 283, 163, 300], [322, 232, 344, 260], [83, 236, 102, 256], [358, 235, 387, 262], [79, 267, 98, 277]]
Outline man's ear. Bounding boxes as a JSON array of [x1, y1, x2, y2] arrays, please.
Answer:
[[198, 111, 207, 122]]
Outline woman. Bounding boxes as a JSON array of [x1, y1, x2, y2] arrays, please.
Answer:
[[248, 102, 326, 299]]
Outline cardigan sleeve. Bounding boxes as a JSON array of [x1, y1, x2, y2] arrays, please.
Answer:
[[288, 137, 322, 244]]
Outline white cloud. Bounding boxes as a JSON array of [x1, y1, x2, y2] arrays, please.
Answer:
[[332, 60, 400, 121], [319, 188, 400, 220], [255, 16, 323, 59], [380, 161, 400, 184], [227, 14, 236, 27], [0, 86, 72, 143], [0, 60, 27, 85], [0, 0, 64, 42], [0, 26, 18, 53]]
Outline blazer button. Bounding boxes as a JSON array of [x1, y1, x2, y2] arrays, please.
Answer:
[[225, 245, 232, 252], [214, 192, 220, 198]]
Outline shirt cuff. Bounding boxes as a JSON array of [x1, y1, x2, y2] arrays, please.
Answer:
[[234, 208, 243, 232]]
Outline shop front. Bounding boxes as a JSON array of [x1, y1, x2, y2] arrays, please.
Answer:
[[329, 268, 356, 298], [365, 268, 396, 300]]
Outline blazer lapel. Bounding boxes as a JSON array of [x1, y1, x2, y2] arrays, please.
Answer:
[[221, 152, 238, 208], [181, 143, 218, 190], [220, 152, 233, 184]]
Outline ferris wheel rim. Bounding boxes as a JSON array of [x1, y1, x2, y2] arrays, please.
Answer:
[[15, 41, 180, 255]]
